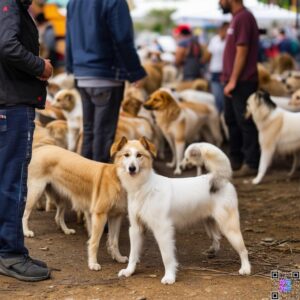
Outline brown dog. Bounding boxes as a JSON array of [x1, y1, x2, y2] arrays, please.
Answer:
[[144, 88, 222, 174], [23, 145, 128, 271]]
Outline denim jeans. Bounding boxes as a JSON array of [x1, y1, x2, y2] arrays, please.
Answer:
[[78, 85, 124, 163], [224, 81, 260, 169], [0, 106, 35, 256], [210, 75, 224, 114]]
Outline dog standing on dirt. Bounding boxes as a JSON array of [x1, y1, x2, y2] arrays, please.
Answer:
[[115, 137, 251, 284], [246, 91, 300, 184], [144, 88, 222, 174], [23, 145, 128, 270], [52, 89, 83, 152]]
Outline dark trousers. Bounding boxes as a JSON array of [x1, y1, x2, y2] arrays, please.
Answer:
[[78, 85, 124, 162], [224, 81, 260, 169], [0, 106, 35, 256]]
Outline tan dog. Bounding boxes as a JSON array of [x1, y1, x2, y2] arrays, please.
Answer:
[[270, 53, 295, 75], [23, 145, 128, 270], [144, 88, 222, 174], [36, 97, 66, 125], [45, 120, 68, 149], [140, 63, 163, 95], [247, 91, 300, 184], [169, 79, 209, 92], [52, 89, 83, 152], [121, 93, 167, 160]]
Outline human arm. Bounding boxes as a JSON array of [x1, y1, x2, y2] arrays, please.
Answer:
[[107, 0, 146, 82], [0, 0, 46, 77], [224, 45, 248, 96]]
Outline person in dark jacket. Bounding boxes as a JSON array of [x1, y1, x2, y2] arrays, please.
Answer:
[[0, 0, 52, 281], [66, 0, 146, 163]]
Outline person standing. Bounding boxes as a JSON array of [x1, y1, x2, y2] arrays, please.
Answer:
[[66, 0, 146, 163], [220, 0, 260, 175], [174, 25, 203, 81], [206, 22, 229, 113], [0, 0, 52, 281]]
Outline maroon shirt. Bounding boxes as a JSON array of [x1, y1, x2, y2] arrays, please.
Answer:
[[222, 8, 259, 82]]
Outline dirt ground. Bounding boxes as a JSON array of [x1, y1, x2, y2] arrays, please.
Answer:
[[1, 157, 300, 300]]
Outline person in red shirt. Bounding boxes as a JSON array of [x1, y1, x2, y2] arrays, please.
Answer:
[[220, 0, 260, 176]]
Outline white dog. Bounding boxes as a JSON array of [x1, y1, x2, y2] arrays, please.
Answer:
[[52, 89, 83, 152], [113, 137, 251, 284], [180, 142, 232, 178], [247, 91, 300, 184]]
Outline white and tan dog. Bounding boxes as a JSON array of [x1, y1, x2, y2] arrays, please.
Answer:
[[116, 137, 250, 284], [247, 91, 300, 184], [23, 145, 128, 270], [52, 89, 83, 152], [180, 142, 232, 178], [144, 88, 222, 174]]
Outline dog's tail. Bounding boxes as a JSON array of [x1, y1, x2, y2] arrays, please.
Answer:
[[200, 144, 232, 193]]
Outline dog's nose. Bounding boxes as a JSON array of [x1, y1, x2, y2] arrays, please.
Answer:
[[129, 166, 136, 174]]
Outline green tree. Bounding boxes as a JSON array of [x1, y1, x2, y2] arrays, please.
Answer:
[[134, 9, 176, 34]]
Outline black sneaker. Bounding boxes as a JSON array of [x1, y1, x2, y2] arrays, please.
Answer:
[[0, 255, 50, 282]]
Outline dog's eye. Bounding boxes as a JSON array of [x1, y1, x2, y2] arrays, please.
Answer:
[[124, 153, 130, 158], [136, 153, 142, 158]]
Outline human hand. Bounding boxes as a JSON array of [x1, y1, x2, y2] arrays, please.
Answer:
[[224, 79, 236, 97], [38, 59, 53, 81]]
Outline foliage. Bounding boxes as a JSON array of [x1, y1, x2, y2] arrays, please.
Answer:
[[258, 0, 293, 9], [134, 9, 176, 34]]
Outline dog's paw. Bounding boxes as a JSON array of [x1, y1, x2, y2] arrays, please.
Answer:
[[166, 162, 175, 168], [161, 274, 176, 285], [118, 268, 133, 278], [89, 263, 101, 271], [24, 230, 35, 238], [116, 255, 128, 264], [252, 177, 261, 185], [174, 168, 182, 175], [64, 228, 76, 235], [239, 265, 251, 275]]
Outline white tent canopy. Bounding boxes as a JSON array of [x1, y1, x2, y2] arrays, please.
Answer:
[[171, 0, 298, 29], [131, 0, 298, 29]]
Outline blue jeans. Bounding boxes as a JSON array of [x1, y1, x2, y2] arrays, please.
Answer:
[[0, 106, 35, 256], [78, 86, 124, 163], [210, 73, 224, 113]]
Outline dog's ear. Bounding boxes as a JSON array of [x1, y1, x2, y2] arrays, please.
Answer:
[[110, 136, 128, 158], [139, 136, 157, 158]]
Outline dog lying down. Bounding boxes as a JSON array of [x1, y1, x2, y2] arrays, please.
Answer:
[[113, 137, 251, 284]]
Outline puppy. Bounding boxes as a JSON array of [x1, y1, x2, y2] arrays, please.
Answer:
[[246, 91, 300, 184], [52, 89, 83, 152], [144, 88, 222, 174], [180, 142, 232, 179], [115, 137, 251, 284], [23, 145, 128, 270]]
